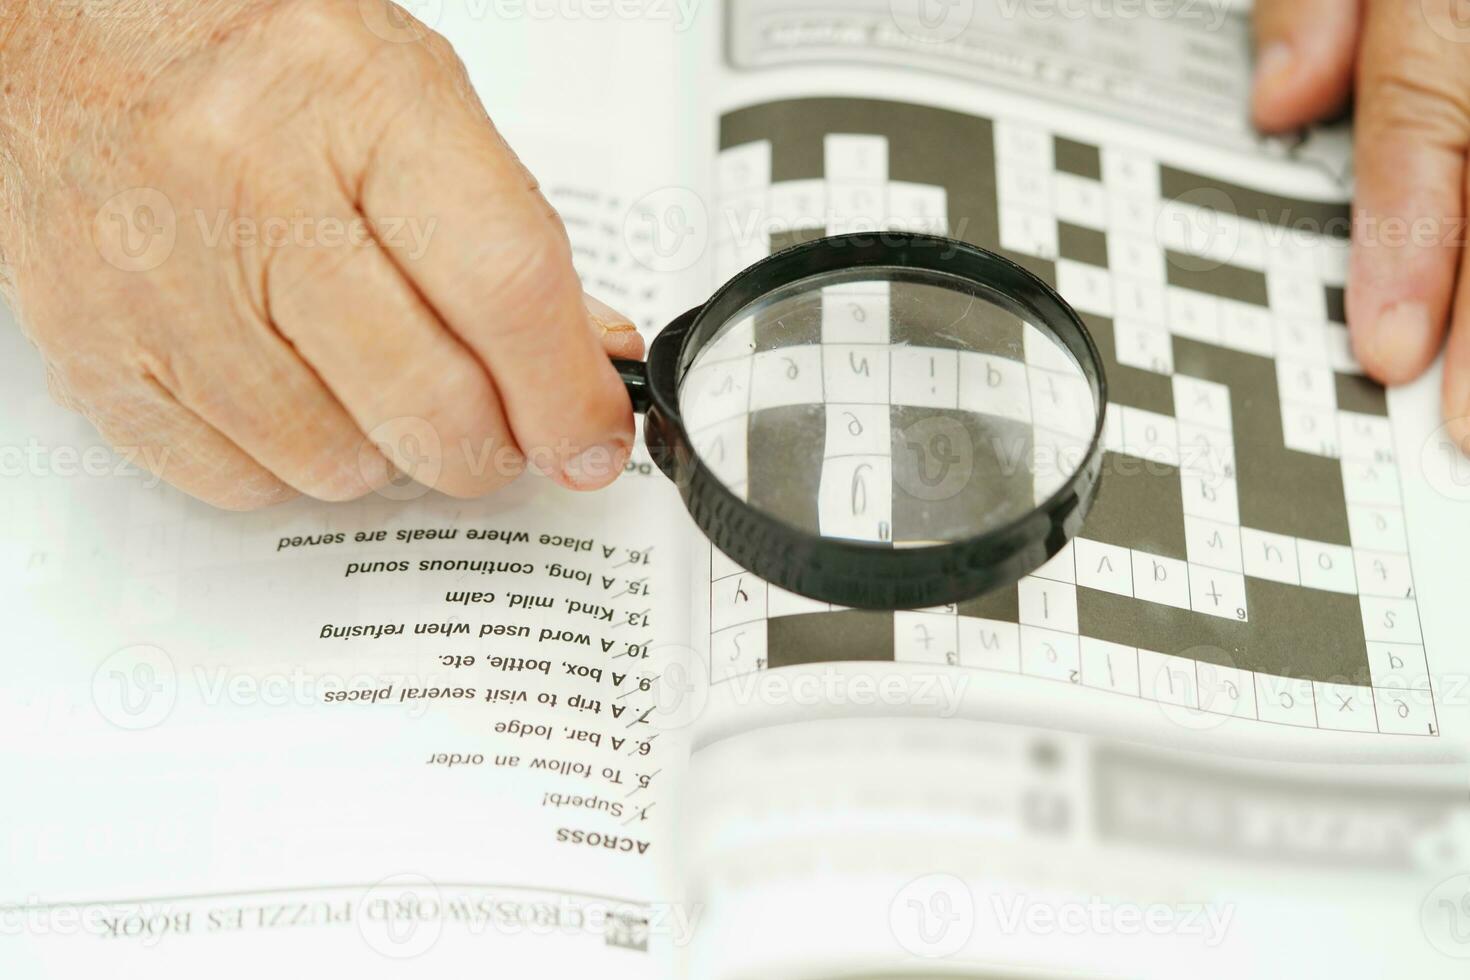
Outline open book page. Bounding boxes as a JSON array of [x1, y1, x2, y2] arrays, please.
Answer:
[[0, 13, 704, 977], [0, 329, 695, 976], [672, 3, 1470, 976], [684, 0, 1470, 762]]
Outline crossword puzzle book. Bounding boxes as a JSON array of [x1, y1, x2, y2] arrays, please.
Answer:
[[2, 1, 1467, 978]]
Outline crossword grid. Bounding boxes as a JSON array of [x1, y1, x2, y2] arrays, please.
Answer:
[[705, 98, 1436, 737]]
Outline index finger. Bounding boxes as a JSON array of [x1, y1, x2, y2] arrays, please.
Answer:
[[357, 50, 633, 490]]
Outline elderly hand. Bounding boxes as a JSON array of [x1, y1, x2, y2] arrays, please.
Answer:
[[0, 0, 642, 509], [1253, 0, 1470, 443]]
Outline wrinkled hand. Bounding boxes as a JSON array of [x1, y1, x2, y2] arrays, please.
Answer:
[[1253, 0, 1470, 441], [0, 0, 642, 509]]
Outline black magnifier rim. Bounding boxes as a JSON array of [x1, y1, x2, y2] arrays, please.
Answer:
[[641, 231, 1107, 611]]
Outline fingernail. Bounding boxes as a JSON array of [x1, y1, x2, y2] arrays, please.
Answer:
[[585, 294, 645, 359], [1254, 42, 1293, 88], [1357, 300, 1432, 383], [585, 293, 636, 335], [561, 438, 632, 490]]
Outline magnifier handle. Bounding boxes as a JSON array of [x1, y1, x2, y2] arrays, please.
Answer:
[[612, 358, 653, 414]]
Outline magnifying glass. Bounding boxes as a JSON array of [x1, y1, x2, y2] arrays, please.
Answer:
[[613, 232, 1107, 610]]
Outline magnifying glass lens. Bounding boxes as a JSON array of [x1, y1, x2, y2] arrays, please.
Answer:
[[677, 268, 1098, 550]]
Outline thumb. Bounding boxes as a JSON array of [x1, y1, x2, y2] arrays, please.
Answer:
[[1252, 0, 1361, 132], [1346, 0, 1470, 384]]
